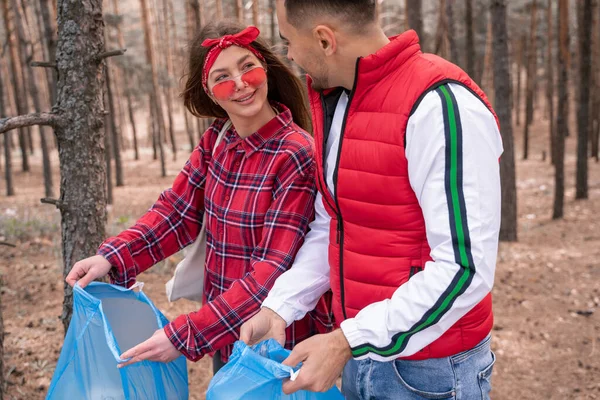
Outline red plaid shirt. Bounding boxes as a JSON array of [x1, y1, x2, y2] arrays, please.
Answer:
[[98, 104, 332, 362]]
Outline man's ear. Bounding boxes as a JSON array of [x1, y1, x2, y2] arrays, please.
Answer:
[[313, 25, 337, 56]]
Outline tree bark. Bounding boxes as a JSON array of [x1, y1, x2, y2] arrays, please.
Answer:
[[434, 0, 449, 58], [547, 0, 556, 164], [406, 0, 425, 51], [39, 0, 58, 104], [2, 0, 30, 173], [465, 0, 475, 78], [161, 0, 177, 161], [269, 0, 276, 44], [554, 0, 568, 219], [523, 0, 538, 160], [104, 83, 114, 205], [516, 34, 526, 126], [592, 0, 600, 162], [252, 0, 259, 27], [491, 0, 517, 242], [11, 0, 34, 157], [576, 0, 592, 199], [235, 0, 243, 22], [216, 0, 222, 19], [0, 57, 15, 197], [54, 0, 108, 332], [446, 0, 459, 64], [482, 17, 494, 101], [105, 62, 124, 187], [139, 0, 167, 177]]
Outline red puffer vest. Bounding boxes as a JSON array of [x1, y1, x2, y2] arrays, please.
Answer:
[[307, 30, 499, 360]]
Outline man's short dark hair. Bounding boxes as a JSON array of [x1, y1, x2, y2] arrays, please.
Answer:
[[284, 0, 377, 31]]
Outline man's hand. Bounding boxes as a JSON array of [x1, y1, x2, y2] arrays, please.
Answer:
[[281, 329, 352, 394], [118, 329, 181, 368], [239, 307, 287, 346], [66, 255, 112, 288]]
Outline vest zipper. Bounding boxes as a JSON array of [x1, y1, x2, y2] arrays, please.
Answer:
[[333, 58, 361, 320]]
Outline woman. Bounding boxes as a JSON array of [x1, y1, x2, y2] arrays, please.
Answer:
[[66, 22, 331, 373]]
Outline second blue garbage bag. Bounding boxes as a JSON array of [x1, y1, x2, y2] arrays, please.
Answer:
[[46, 282, 188, 400], [207, 339, 344, 400]]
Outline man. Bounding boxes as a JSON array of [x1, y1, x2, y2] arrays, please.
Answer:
[[240, 1, 503, 398]]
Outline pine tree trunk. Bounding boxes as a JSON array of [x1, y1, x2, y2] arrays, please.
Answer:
[[252, 0, 259, 27], [465, 0, 475, 77], [0, 58, 15, 197], [523, 0, 538, 161], [140, 0, 167, 177], [482, 18, 494, 101], [235, 0, 243, 22], [161, 0, 177, 161], [104, 88, 114, 205], [269, 0, 276, 44], [591, 0, 600, 162], [434, 0, 448, 58], [554, 0, 568, 220], [18, 0, 54, 197], [547, 0, 556, 164], [39, 0, 57, 104], [406, 0, 425, 51], [576, 0, 592, 199], [105, 63, 124, 187], [446, 0, 459, 64], [2, 0, 30, 173], [216, 0, 222, 19], [55, 0, 108, 332], [12, 0, 34, 158], [516, 35, 525, 126], [491, 0, 517, 242], [111, 0, 138, 161]]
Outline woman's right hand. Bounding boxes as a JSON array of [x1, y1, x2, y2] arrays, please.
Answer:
[[65, 255, 113, 288]]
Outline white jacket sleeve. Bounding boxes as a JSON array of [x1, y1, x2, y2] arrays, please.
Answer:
[[340, 83, 504, 361], [261, 191, 331, 326]]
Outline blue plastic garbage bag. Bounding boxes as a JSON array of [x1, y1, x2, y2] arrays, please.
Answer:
[[207, 339, 344, 400], [46, 282, 188, 400]]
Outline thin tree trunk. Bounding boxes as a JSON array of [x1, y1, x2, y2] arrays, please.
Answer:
[[140, 0, 167, 177], [12, 0, 34, 157], [592, 0, 600, 162], [491, 0, 517, 242], [184, 111, 195, 151], [406, 0, 425, 51], [235, 0, 243, 22], [269, 0, 276, 44], [2, 0, 30, 172], [434, 0, 449, 58], [104, 88, 114, 205], [576, 0, 592, 199], [554, 0, 568, 219], [39, 0, 57, 104], [516, 34, 525, 126], [523, 0, 538, 160], [161, 0, 177, 161], [482, 18, 494, 101], [465, 0, 475, 77], [446, 0, 459, 64], [547, 0, 556, 164], [0, 58, 15, 196], [19, 0, 54, 197], [216, 0, 222, 19], [252, 0, 259, 27], [105, 63, 124, 187], [55, 0, 108, 332]]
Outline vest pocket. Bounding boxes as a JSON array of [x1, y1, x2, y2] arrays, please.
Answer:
[[409, 266, 424, 278]]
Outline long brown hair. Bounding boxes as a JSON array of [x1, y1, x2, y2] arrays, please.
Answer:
[[182, 21, 312, 133]]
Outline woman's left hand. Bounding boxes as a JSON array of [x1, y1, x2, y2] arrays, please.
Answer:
[[118, 329, 181, 368]]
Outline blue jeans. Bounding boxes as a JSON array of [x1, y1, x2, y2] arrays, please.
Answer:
[[342, 335, 496, 400]]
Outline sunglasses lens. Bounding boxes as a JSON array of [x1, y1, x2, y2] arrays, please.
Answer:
[[212, 80, 236, 101], [241, 68, 267, 88]]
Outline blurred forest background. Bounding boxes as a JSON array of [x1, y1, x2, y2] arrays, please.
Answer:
[[0, 0, 599, 399]]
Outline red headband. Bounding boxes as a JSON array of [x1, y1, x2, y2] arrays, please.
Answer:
[[202, 26, 266, 95]]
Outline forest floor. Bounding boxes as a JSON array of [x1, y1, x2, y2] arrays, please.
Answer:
[[1, 114, 599, 400]]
